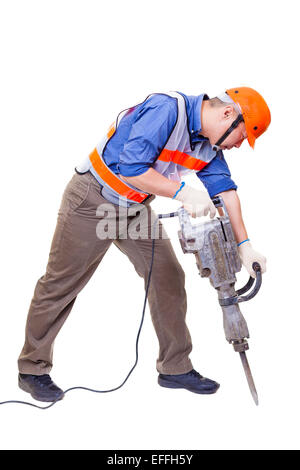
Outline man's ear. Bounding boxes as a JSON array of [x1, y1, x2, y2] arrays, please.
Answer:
[[223, 105, 235, 120]]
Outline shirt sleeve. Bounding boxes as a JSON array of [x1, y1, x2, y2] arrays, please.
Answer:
[[196, 151, 238, 197], [118, 94, 178, 177]]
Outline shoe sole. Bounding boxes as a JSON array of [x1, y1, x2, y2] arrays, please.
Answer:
[[158, 377, 220, 395], [18, 378, 65, 403]]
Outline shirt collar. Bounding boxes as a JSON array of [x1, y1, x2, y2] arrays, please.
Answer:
[[192, 94, 208, 134], [178, 92, 209, 143]]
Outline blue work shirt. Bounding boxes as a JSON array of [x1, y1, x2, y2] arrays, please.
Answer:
[[102, 92, 237, 198]]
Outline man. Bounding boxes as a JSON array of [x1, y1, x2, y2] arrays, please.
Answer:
[[18, 87, 271, 402]]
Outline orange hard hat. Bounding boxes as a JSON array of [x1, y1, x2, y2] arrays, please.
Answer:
[[226, 87, 271, 148]]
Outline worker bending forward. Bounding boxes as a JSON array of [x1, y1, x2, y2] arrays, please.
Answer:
[[18, 88, 271, 402]]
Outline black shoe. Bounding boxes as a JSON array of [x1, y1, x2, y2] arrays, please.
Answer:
[[18, 373, 64, 402], [158, 369, 220, 395]]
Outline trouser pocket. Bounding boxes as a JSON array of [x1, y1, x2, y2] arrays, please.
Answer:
[[63, 173, 91, 212]]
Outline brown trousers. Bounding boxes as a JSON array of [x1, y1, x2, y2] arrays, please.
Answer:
[[18, 171, 193, 375]]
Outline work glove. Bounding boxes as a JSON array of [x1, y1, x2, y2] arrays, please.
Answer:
[[238, 241, 267, 278], [175, 185, 216, 219]]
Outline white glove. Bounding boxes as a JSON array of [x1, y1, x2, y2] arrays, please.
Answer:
[[238, 241, 267, 278], [175, 185, 216, 219]]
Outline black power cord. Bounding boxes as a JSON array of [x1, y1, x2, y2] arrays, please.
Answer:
[[0, 212, 178, 410]]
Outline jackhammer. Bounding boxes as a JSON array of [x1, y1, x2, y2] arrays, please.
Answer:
[[176, 195, 262, 405]]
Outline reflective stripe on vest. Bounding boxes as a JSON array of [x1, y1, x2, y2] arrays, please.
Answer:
[[157, 149, 209, 171], [107, 123, 116, 140], [89, 148, 149, 203]]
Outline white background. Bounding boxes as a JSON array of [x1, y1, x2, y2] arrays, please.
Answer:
[[0, 0, 299, 451]]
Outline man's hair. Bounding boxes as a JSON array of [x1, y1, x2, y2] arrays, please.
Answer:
[[208, 97, 228, 107], [208, 96, 239, 116]]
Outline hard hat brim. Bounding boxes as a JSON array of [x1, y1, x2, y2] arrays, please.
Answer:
[[247, 131, 256, 149]]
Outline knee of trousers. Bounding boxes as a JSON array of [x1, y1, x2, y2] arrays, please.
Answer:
[[149, 260, 186, 291]]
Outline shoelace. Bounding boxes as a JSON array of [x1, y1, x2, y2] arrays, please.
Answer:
[[33, 374, 53, 386], [187, 369, 203, 379]]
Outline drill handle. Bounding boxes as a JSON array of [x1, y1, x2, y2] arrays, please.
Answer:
[[219, 263, 262, 307], [212, 195, 229, 218], [238, 262, 262, 303]]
